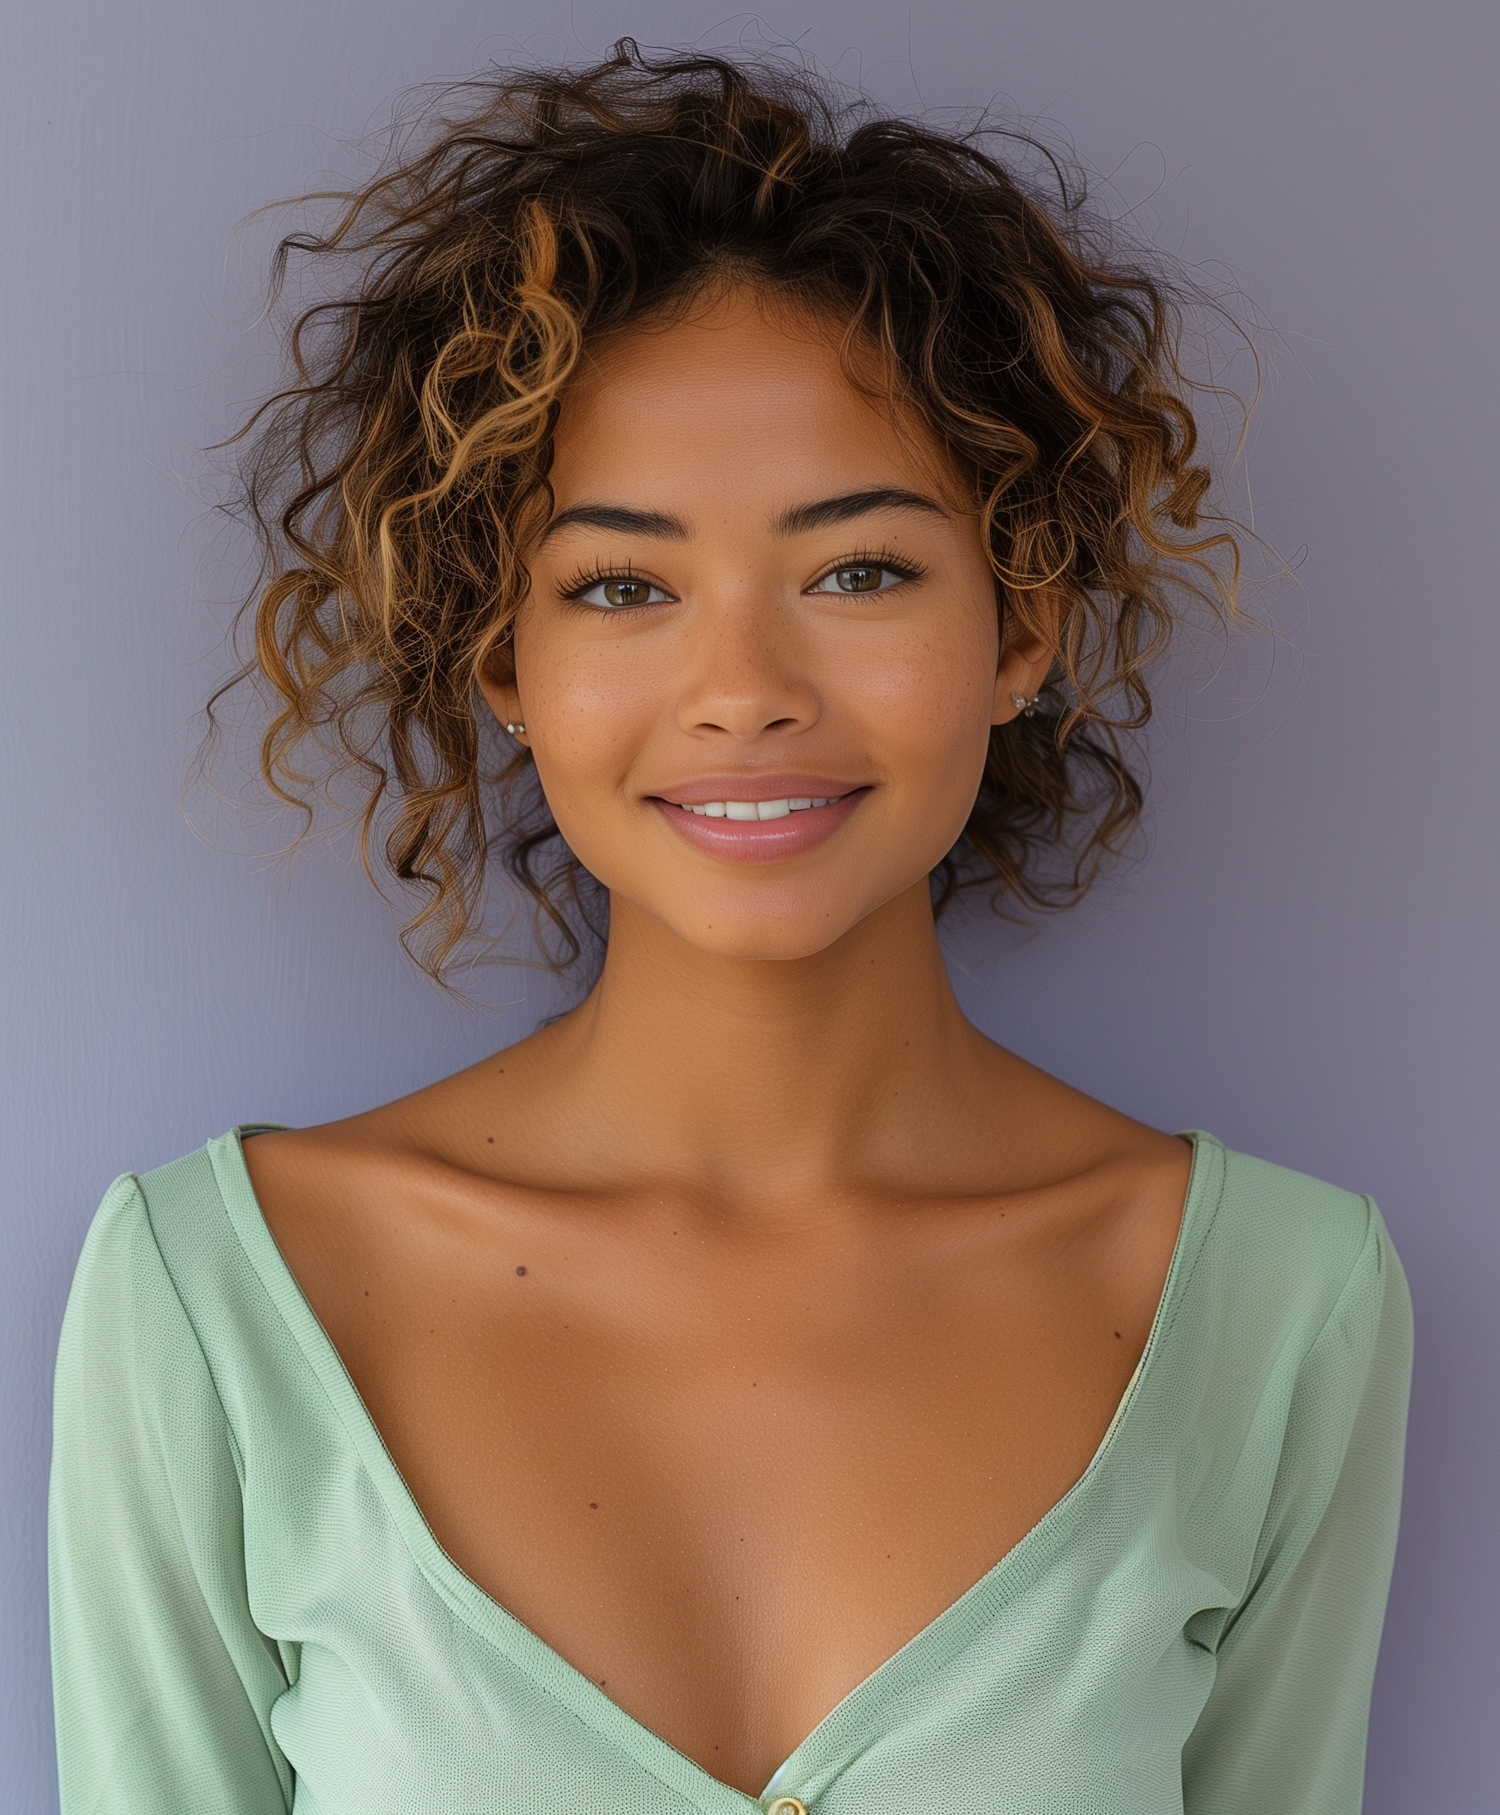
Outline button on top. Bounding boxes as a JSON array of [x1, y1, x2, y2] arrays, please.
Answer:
[[766, 1800, 808, 1815]]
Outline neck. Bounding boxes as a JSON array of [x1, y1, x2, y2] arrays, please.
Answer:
[[541, 881, 983, 1205]]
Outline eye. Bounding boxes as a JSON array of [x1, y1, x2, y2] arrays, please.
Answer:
[[569, 574, 675, 611], [807, 561, 918, 596]]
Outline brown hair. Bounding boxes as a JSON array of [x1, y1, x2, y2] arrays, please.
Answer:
[[216, 40, 1243, 977]]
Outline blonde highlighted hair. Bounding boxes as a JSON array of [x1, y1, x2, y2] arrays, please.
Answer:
[[216, 41, 1243, 977]]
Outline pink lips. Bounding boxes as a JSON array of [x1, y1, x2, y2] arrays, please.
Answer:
[[646, 774, 869, 864]]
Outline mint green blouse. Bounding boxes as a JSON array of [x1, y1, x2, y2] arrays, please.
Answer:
[[50, 1128, 1411, 1815]]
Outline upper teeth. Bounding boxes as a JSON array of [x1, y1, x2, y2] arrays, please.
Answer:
[[676, 797, 836, 819]]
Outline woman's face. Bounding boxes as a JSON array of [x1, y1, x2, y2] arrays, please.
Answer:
[[485, 288, 1048, 962]]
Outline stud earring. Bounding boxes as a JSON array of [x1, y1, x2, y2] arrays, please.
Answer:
[[504, 721, 526, 737], [1010, 694, 1041, 717]]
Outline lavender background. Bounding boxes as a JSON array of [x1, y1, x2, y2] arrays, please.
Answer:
[[3, 2, 1495, 1808]]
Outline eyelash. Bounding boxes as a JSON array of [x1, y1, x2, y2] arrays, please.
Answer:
[[558, 562, 673, 613], [807, 547, 926, 593], [557, 546, 927, 613]]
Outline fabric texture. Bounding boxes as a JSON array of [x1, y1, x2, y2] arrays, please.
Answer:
[[50, 1127, 1411, 1814]]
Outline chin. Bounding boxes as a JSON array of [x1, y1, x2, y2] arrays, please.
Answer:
[[607, 861, 937, 965], [651, 883, 902, 964], [683, 922, 856, 963]]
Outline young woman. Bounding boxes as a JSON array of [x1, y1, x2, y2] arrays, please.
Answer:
[[49, 46, 1411, 1815]]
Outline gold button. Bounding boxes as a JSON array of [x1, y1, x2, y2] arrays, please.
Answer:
[[766, 1801, 808, 1815]]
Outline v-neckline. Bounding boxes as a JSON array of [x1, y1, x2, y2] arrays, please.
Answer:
[[209, 1123, 1223, 1811]]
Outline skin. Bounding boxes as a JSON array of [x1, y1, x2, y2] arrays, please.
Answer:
[[245, 288, 1191, 1798]]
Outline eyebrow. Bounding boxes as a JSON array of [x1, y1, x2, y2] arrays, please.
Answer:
[[773, 488, 950, 535], [540, 486, 949, 546], [540, 503, 688, 543]]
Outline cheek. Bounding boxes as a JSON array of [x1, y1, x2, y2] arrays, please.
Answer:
[[836, 604, 998, 785], [512, 618, 661, 818]]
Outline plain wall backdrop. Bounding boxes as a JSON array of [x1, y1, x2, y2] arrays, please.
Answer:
[[3, 2, 1495, 1808]]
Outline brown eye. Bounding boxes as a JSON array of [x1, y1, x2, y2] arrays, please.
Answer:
[[808, 561, 912, 596], [603, 578, 653, 608], [570, 575, 673, 611]]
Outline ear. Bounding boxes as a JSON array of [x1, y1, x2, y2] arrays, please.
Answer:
[[991, 587, 1063, 725], [476, 644, 529, 746]]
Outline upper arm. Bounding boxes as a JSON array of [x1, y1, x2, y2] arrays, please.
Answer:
[[49, 1175, 294, 1814], [1181, 1203, 1413, 1814]]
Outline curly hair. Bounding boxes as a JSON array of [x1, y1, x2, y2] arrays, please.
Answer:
[[215, 40, 1243, 978]]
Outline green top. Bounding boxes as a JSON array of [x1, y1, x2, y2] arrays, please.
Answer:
[[50, 1128, 1411, 1815]]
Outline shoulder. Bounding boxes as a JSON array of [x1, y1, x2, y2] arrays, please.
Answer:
[[1174, 1136, 1411, 1388], [65, 1143, 234, 1330], [61, 1130, 312, 1406], [60, 1170, 169, 1357], [1202, 1139, 1401, 1295], [1133, 1142, 1412, 1580], [56, 1152, 240, 1462], [125, 1130, 273, 1307], [235, 1115, 460, 1293]]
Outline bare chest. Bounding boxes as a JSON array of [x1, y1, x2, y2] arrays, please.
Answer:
[[274, 1186, 1157, 1795]]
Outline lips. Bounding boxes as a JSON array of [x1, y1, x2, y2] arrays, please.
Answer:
[[646, 776, 868, 863]]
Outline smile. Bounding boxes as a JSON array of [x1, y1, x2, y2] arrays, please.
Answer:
[[669, 796, 841, 820], [648, 783, 867, 863]]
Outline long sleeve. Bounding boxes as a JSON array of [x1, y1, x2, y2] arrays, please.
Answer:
[[49, 1174, 294, 1815], [1181, 1201, 1413, 1814]]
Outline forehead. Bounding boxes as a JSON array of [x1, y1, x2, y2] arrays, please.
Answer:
[[546, 289, 960, 514]]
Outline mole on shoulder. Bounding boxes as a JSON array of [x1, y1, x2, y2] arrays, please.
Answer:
[[516, 1265, 528, 1276]]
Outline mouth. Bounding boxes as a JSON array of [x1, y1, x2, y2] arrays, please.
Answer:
[[646, 777, 869, 863], [668, 793, 845, 820]]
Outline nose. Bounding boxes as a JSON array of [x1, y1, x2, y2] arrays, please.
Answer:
[[674, 589, 820, 741]]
